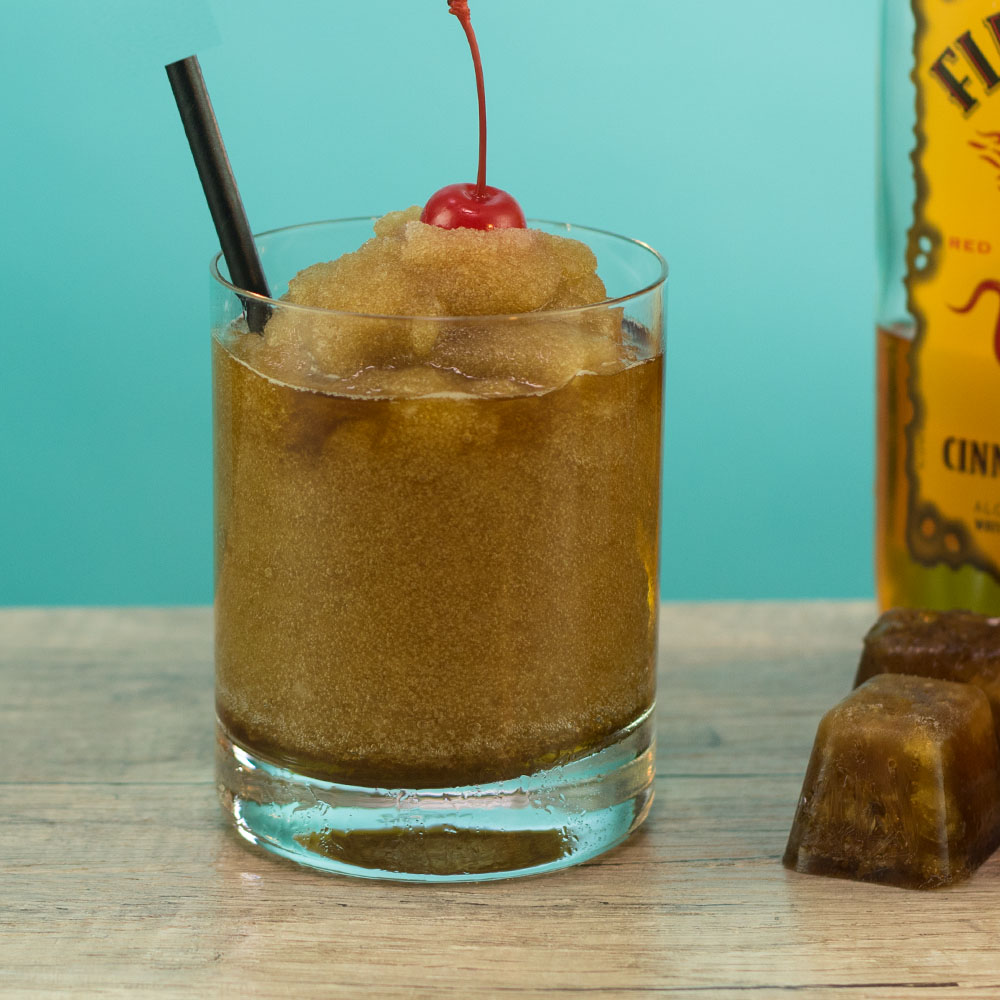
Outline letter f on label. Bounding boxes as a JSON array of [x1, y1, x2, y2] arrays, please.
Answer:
[[931, 47, 979, 112]]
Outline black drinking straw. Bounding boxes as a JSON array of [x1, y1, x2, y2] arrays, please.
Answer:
[[166, 55, 271, 333]]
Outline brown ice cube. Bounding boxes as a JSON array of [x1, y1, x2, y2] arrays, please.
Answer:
[[397, 222, 565, 315], [258, 209, 620, 383], [335, 364, 465, 399], [262, 308, 422, 380], [783, 674, 1000, 889], [855, 608, 1000, 730], [372, 206, 421, 239], [288, 209, 608, 320], [431, 320, 621, 391]]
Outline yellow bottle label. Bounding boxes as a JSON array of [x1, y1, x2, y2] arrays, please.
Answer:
[[906, 0, 1000, 580]]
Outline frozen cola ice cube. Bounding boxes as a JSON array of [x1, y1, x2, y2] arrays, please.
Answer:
[[252, 209, 620, 388], [262, 307, 420, 380], [397, 220, 566, 315], [335, 364, 465, 400], [854, 608, 1000, 730], [783, 674, 1000, 889], [431, 319, 621, 391]]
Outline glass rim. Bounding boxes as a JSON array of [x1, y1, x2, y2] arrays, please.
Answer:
[[209, 216, 668, 323]]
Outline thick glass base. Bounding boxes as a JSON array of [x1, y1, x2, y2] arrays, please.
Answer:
[[216, 708, 655, 882]]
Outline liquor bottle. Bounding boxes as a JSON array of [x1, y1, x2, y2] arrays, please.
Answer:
[[876, 0, 1000, 613]]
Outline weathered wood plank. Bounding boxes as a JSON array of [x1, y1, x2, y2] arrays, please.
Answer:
[[6, 602, 1000, 998]]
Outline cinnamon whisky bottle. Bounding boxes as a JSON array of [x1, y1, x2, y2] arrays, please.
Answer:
[[876, 0, 1000, 613]]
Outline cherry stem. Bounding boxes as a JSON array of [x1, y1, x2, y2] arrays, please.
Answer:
[[448, 0, 487, 198]]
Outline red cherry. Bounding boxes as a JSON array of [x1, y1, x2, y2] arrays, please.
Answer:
[[423, 2, 524, 231], [421, 182, 525, 230]]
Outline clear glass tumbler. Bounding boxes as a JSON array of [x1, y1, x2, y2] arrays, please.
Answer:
[[212, 218, 666, 881]]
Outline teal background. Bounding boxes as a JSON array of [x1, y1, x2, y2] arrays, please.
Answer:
[[0, 0, 875, 605]]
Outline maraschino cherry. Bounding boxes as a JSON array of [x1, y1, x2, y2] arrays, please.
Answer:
[[421, 0, 525, 231]]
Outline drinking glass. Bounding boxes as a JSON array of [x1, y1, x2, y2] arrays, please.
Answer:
[[212, 218, 666, 881]]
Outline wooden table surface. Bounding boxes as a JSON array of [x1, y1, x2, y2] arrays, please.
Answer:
[[4, 602, 1000, 999]]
